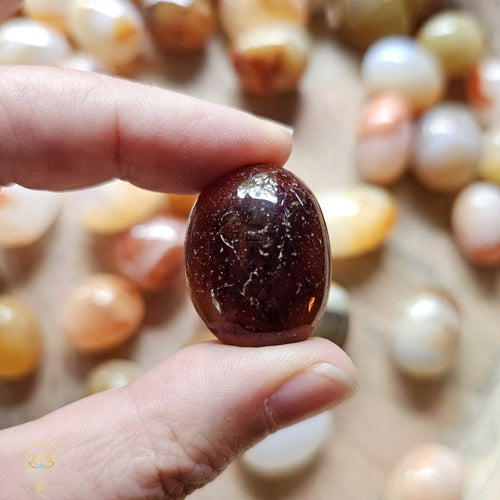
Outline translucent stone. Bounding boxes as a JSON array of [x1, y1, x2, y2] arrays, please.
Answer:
[[87, 359, 143, 394], [389, 289, 460, 380], [166, 193, 198, 217], [0, 185, 62, 248], [143, 0, 215, 51], [74, 180, 166, 234], [115, 215, 186, 291], [478, 129, 500, 184], [313, 282, 349, 348], [57, 52, 106, 73], [361, 36, 444, 113], [334, 0, 410, 50], [468, 58, 500, 126], [241, 410, 334, 478], [23, 0, 71, 33], [451, 182, 500, 266], [383, 444, 464, 500], [318, 185, 397, 259], [0, 18, 71, 65], [0, 296, 43, 379], [357, 93, 412, 185], [417, 10, 484, 79], [63, 274, 145, 352], [184, 329, 218, 346], [219, 0, 310, 96], [186, 164, 331, 347], [412, 104, 481, 192], [68, 0, 145, 71]]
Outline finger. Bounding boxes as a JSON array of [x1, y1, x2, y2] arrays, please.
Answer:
[[0, 66, 292, 193], [1, 338, 357, 499], [0, 0, 21, 21]]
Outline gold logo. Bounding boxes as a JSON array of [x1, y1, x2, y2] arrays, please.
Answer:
[[34, 481, 47, 492], [29, 454, 55, 469]]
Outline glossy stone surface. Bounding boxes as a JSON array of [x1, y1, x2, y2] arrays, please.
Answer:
[[361, 36, 444, 113], [451, 182, 500, 266], [357, 93, 412, 185], [468, 58, 500, 126], [412, 104, 481, 192], [318, 185, 397, 258], [417, 10, 483, 79], [185, 164, 331, 347], [313, 282, 349, 348], [166, 193, 198, 217], [383, 443, 464, 500], [87, 359, 143, 394], [240, 410, 334, 478], [478, 129, 500, 184], [0, 296, 43, 379], [0, 185, 62, 248], [74, 180, 166, 234], [144, 0, 215, 51], [23, 0, 71, 33], [57, 52, 106, 73], [335, 0, 410, 50], [68, 0, 145, 71], [0, 18, 71, 65], [63, 274, 145, 353], [115, 215, 186, 291], [219, 0, 310, 96], [389, 289, 460, 380]]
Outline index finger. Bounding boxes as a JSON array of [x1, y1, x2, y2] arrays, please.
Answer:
[[0, 0, 21, 22], [0, 66, 292, 193]]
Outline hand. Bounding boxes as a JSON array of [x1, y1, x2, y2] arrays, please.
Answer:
[[0, 19, 358, 500]]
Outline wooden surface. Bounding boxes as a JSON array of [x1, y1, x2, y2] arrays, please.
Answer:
[[1, 2, 500, 499]]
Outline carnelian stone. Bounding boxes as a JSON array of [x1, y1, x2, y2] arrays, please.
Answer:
[[185, 164, 331, 347]]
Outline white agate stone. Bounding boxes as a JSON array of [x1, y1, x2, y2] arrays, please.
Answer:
[[361, 36, 444, 113], [383, 444, 464, 500], [451, 182, 500, 266], [68, 0, 145, 69], [240, 410, 334, 478], [390, 290, 460, 380], [0, 18, 71, 66], [57, 52, 106, 72], [23, 0, 73, 32], [0, 185, 62, 248], [412, 103, 481, 192]]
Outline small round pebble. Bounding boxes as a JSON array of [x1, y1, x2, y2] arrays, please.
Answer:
[[63, 274, 145, 353], [0, 296, 43, 379], [0, 18, 71, 65], [240, 411, 334, 478], [389, 289, 460, 380], [23, 0, 71, 33], [68, 0, 145, 71], [417, 10, 484, 78], [478, 129, 500, 184], [144, 0, 215, 51], [186, 164, 331, 347], [383, 443, 464, 500], [57, 52, 106, 73], [451, 182, 500, 266], [313, 282, 349, 348], [361, 36, 444, 113], [0, 185, 62, 248], [115, 215, 186, 291], [468, 57, 500, 126], [74, 180, 166, 235], [412, 103, 481, 192], [87, 359, 143, 394], [357, 93, 412, 185], [318, 185, 397, 259]]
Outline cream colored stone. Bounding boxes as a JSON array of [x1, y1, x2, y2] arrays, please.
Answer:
[[87, 359, 143, 393]]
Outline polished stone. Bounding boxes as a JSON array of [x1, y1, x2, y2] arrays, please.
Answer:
[[87, 359, 143, 394]]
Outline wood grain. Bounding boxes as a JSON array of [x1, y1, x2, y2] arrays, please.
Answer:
[[1, 2, 499, 499]]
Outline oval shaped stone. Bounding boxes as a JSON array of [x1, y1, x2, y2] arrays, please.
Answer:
[[185, 164, 331, 347]]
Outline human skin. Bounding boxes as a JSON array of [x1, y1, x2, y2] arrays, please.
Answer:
[[0, 2, 358, 498]]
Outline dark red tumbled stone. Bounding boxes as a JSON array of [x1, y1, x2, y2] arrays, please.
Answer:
[[185, 164, 331, 347]]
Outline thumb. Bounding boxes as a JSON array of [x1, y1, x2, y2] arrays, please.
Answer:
[[1, 338, 357, 499]]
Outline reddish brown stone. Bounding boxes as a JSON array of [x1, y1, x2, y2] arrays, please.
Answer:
[[185, 164, 331, 347]]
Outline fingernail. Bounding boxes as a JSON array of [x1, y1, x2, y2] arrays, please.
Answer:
[[264, 363, 358, 428], [261, 118, 294, 137]]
